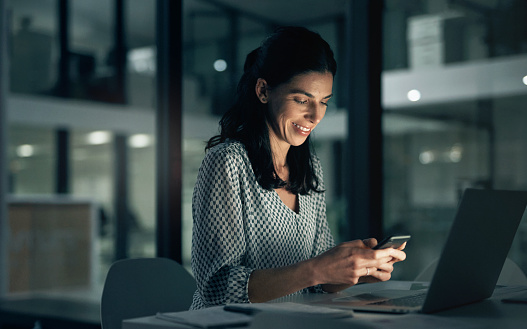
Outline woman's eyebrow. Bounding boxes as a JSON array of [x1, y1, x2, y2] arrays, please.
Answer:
[[289, 88, 333, 99]]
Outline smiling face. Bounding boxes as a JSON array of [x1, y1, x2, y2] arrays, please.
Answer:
[[256, 71, 333, 152]]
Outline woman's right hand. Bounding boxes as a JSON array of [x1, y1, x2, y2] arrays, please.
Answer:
[[310, 239, 407, 287]]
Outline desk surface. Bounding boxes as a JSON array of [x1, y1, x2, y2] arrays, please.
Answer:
[[123, 281, 527, 329]]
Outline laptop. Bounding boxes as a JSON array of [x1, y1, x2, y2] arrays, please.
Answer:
[[318, 188, 527, 314]]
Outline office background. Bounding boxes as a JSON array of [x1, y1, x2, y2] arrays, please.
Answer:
[[1, 0, 527, 322]]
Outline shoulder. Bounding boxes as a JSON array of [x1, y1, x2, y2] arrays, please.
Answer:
[[202, 140, 249, 169], [310, 154, 325, 190], [206, 140, 247, 160], [311, 154, 323, 176]]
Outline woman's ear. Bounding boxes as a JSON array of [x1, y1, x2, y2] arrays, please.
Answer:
[[255, 78, 269, 103]]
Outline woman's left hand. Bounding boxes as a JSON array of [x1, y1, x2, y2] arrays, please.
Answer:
[[358, 238, 407, 283]]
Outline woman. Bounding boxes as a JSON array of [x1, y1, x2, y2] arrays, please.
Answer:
[[190, 26, 406, 310]]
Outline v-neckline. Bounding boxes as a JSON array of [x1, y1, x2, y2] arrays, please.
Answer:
[[272, 189, 301, 215]]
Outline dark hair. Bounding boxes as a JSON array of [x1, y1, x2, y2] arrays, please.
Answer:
[[206, 26, 337, 195]]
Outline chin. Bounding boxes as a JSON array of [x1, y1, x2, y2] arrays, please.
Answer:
[[290, 139, 308, 147]]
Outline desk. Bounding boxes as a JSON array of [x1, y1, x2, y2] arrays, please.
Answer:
[[123, 281, 527, 329]]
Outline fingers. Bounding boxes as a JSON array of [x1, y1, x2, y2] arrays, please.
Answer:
[[338, 239, 369, 249], [389, 249, 407, 262], [315, 240, 406, 286], [360, 265, 392, 283], [368, 267, 392, 281], [362, 238, 378, 248], [375, 261, 394, 273], [373, 248, 406, 262], [332, 241, 405, 269]]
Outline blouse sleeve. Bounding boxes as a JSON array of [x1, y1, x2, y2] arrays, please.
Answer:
[[310, 192, 335, 258], [308, 157, 335, 293], [191, 147, 253, 307], [310, 156, 335, 257]]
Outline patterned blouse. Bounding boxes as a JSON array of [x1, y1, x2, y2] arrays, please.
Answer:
[[190, 141, 335, 309]]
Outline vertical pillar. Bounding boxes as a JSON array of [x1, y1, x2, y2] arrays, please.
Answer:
[[56, 0, 70, 97], [113, 0, 126, 104], [0, 0, 9, 297], [112, 0, 128, 261], [335, 15, 346, 109], [345, 0, 384, 240], [156, 0, 183, 263], [114, 134, 129, 260], [55, 128, 70, 194], [477, 99, 494, 189]]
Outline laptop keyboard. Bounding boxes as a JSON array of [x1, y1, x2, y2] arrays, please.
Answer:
[[369, 292, 427, 307]]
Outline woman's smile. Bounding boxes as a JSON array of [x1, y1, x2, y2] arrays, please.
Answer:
[[292, 122, 312, 135]]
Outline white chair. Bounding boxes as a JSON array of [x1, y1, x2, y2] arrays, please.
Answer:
[[100, 257, 196, 329], [415, 257, 527, 285]]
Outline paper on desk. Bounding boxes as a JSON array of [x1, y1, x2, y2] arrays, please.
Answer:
[[225, 302, 354, 318], [156, 306, 252, 329]]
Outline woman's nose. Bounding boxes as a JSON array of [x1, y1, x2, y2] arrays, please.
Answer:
[[306, 103, 325, 124]]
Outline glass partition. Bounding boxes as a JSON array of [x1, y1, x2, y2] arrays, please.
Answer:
[[382, 0, 527, 280], [6, 0, 157, 299]]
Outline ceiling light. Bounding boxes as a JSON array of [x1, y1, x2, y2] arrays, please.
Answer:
[[407, 89, 421, 102], [17, 144, 34, 157], [523, 75, 527, 86], [449, 144, 463, 163], [129, 134, 151, 148], [128, 47, 156, 74], [87, 131, 111, 145], [213, 59, 227, 72], [419, 150, 435, 164]]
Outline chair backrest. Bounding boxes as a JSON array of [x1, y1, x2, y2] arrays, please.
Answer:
[[100, 257, 196, 329], [415, 257, 527, 285]]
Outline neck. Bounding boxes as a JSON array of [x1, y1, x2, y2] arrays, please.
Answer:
[[269, 133, 290, 171]]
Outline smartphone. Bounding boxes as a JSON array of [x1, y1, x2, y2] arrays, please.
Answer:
[[372, 235, 411, 250]]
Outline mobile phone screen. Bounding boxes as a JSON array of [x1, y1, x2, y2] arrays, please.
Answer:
[[373, 235, 411, 250]]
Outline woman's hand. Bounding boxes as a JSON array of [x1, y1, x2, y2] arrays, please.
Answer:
[[359, 238, 407, 284], [311, 238, 406, 290], [248, 238, 406, 302]]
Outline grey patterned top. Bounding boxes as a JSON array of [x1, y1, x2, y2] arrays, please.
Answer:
[[190, 141, 335, 309]]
